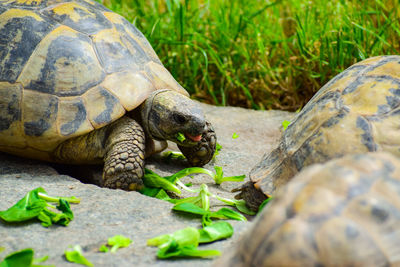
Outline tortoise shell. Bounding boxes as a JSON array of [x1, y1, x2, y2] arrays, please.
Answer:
[[218, 152, 400, 266], [0, 0, 188, 161], [243, 55, 400, 209]]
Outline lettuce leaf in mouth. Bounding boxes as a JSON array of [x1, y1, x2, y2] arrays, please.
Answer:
[[176, 132, 203, 144], [176, 132, 186, 143]]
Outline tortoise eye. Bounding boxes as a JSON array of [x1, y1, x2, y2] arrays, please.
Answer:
[[173, 114, 187, 125]]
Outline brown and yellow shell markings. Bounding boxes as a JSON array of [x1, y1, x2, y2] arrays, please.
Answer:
[[0, 0, 187, 161], [241, 55, 400, 210], [217, 152, 400, 267]]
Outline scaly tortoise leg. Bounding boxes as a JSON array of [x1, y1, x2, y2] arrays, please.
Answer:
[[178, 121, 216, 166], [53, 116, 146, 190], [102, 117, 146, 190]]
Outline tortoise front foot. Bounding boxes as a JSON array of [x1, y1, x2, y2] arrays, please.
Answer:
[[102, 117, 146, 190], [232, 181, 268, 212], [178, 121, 216, 167]]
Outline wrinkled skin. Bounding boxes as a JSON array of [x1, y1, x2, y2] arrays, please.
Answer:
[[141, 90, 206, 145]]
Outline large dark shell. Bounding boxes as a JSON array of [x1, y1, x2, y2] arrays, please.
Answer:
[[0, 0, 188, 160]]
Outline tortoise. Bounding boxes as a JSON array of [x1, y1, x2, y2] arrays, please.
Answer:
[[217, 152, 400, 266], [0, 0, 216, 190], [236, 55, 400, 210]]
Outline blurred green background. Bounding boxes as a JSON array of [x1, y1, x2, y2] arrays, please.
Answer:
[[100, 0, 400, 111]]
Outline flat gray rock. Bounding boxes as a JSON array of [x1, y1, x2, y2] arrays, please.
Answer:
[[0, 104, 292, 266]]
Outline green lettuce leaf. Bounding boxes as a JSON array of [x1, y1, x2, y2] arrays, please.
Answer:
[[172, 203, 247, 227], [213, 166, 245, 185], [108, 235, 132, 253], [142, 169, 181, 194], [0, 188, 78, 227], [282, 120, 291, 130], [0, 188, 47, 222], [0, 248, 53, 267], [64, 245, 93, 267], [258, 197, 273, 213], [147, 227, 220, 259], [199, 221, 233, 243]]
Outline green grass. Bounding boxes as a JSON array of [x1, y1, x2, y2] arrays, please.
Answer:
[[100, 0, 400, 111]]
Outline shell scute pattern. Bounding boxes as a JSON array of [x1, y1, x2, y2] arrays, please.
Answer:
[[247, 56, 400, 202], [58, 96, 92, 136], [342, 76, 400, 115], [104, 11, 162, 65], [99, 71, 155, 111], [0, 0, 48, 8], [356, 116, 376, 151], [22, 90, 58, 138], [0, 8, 56, 82], [219, 153, 400, 266], [18, 25, 106, 97], [92, 27, 149, 74], [0, 82, 22, 132], [39, 0, 161, 74], [0, 0, 109, 10], [42, 1, 113, 35], [81, 85, 125, 129]]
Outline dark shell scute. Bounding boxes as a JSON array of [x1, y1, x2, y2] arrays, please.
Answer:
[[0, 6, 6, 15], [342, 76, 366, 95], [24, 96, 58, 136], [25, 31, 105, 96], [60, 99, 87, 136], [321, 109, 347, 128], [41, 1, 113, 35], [386, 94, 400, 109], [355, 116, 377, 152], [0, 90, 21, 131], [368, 55, 400, 70], [93, 32, 149, 74], [112, 15, 162, 64], [0, 10, 56, 82], [0, 0, 48, 8], [390, 88, 400, 96], [292, 141, 312, 171], [93, 88, 120, 125], [312, 64, 365, 98]]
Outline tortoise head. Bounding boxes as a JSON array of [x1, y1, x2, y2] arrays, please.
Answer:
[[141, 89, 206, 145]]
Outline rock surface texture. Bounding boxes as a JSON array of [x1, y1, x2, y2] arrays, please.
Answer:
[[0, 103, 292, 266]]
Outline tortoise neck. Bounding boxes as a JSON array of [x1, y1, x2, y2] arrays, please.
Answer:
[[140, 89, 172, 140]]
